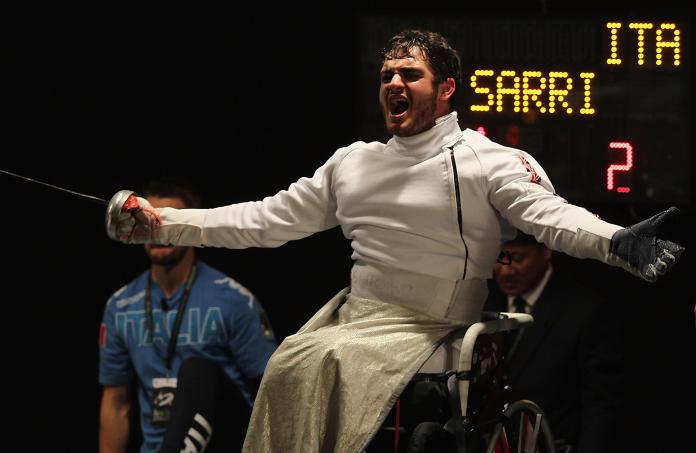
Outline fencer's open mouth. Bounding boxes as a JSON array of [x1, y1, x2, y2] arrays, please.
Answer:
[[389, 97, 409, 116]]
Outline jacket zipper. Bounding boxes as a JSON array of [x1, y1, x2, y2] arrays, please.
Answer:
[[448, 148, 469, 280]]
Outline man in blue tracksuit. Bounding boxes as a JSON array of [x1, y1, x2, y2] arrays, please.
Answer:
[[99, 178, 277, 453]]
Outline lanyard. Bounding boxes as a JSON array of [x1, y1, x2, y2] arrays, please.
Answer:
[[145, 264, 197, 371]]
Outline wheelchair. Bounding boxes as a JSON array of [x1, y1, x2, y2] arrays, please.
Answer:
[[368, 312, 557, 453]]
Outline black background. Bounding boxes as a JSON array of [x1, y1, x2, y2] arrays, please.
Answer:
[[2, 3, 694, 452]]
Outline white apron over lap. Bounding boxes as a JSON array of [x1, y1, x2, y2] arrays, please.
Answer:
[[242, 289, 465, 453]]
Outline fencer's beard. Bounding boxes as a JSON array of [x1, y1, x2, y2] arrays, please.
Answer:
[[146, 245, 188, 267], [385, 90, 439, 137]]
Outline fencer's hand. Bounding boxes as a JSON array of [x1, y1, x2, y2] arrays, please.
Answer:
[[609, 207, 685, 282], [108, 192, 162, 244]]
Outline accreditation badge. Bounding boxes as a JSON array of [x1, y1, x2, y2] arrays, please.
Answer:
[[151, 377, 178, 426]]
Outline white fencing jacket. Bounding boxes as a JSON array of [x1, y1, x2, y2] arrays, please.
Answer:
[[153, 112, 626, 452], [158, 112, 620, 321]]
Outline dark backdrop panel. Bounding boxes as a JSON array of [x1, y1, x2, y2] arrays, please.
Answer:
[[1, 5, 693, 451]]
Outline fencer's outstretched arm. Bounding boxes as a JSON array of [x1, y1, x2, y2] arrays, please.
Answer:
[[471, 140, 685, 282], [105, 149, 346, 248]]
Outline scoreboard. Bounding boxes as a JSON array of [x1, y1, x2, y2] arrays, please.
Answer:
[[356, 15, 692, 204]]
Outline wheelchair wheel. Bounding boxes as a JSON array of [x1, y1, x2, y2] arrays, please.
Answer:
[[484, 400, 555, 453]]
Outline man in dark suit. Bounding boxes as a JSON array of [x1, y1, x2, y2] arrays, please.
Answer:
[[485, 232, 622, 453]]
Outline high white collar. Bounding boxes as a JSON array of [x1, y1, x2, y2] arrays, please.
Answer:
[[387, 111, 462, 157]]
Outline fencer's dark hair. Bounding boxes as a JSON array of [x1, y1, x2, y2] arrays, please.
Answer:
[[382, 29, 462, 107], [142, 177, 202, 209]]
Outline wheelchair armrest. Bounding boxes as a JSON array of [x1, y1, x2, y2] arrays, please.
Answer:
[[456, 312, 533, 416], [458, 312, 533, 374]]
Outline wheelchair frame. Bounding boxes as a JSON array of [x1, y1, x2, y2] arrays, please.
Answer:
[[452, 311, 556, 453], [373, 312, 557, 453]]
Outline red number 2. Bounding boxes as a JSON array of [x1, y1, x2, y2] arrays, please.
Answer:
[[607, 142, 633, 193]]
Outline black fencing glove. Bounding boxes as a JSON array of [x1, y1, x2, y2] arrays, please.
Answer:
[[608, 207, 685, 282]]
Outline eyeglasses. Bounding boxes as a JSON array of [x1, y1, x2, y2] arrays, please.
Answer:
[[496, 250, 512, 265]]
